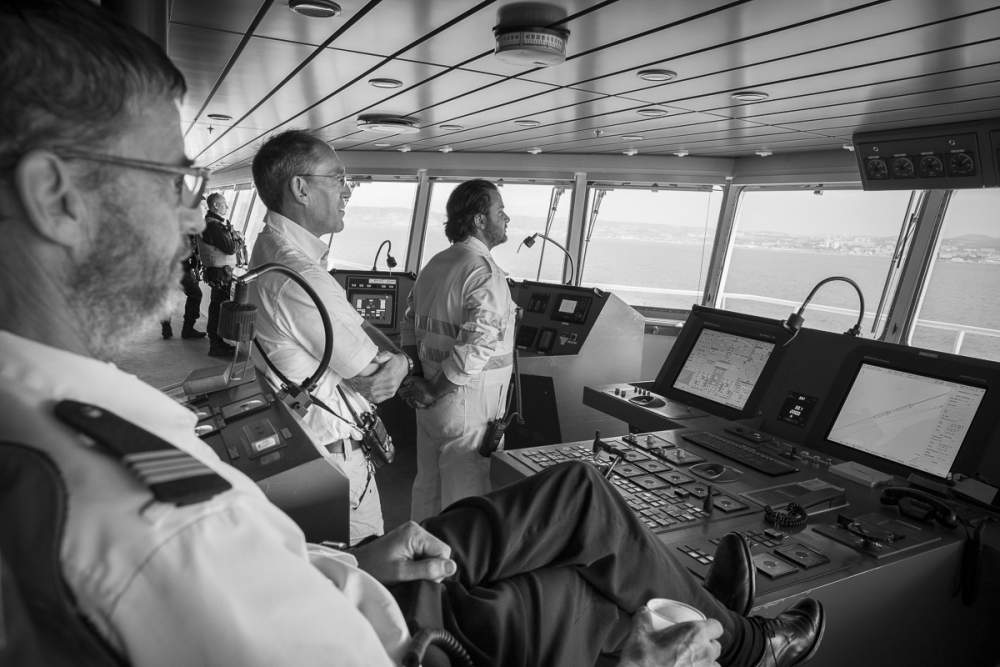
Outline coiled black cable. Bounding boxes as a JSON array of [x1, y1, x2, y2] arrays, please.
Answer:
[[402, 629, 474, 667]]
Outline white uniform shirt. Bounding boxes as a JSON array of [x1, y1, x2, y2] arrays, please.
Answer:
[[0, 331, 407, 666], [249, 211, 377, 444], [402, 236, 516, 384]]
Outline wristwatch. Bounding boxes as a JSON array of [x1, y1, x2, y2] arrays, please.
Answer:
[[402, 353, 415, 375]]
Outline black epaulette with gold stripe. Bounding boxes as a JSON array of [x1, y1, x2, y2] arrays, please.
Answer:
[[54, 399, 231, 506]]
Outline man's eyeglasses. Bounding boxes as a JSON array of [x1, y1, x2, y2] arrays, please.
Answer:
[[54, 148, 210, 209], [298, 172, 351, 189]]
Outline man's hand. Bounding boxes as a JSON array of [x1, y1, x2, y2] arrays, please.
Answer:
[[617, 609, 722, 667], [345, 350, 408, 403], [399, 376, 436, 408], [352, 521, 457, 584]]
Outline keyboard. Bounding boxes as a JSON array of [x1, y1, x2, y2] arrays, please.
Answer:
[[506, 440, 753, 533], [680, 431, 798, 476]]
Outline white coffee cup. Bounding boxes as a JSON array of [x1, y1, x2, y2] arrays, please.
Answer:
[[645, 598, 707, 631]]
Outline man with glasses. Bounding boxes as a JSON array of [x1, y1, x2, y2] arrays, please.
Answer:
[[201, 192, 244, 357], [0, 2, 824, 666], [248, 129, 412, 545]]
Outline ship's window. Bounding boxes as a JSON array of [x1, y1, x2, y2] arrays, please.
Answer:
[[242, 190, 269, 257], [421, 180, 572, 283], [579, 186, 722, 309], [720, 189, 913, 335], [910, 189, 1000, 362], [229, 188, 256, 236], [326, 178, 418, 271]]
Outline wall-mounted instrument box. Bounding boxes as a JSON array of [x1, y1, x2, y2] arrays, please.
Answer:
[[853, 118, 1000, 190]]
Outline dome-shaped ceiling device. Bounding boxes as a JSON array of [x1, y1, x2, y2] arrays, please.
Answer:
[[493, 2, 570, 67], [356, 114, 419, 134]]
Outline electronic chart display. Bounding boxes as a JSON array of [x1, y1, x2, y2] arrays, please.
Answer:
[[672, 328, 776, 411], [827, 363, 986, 479]]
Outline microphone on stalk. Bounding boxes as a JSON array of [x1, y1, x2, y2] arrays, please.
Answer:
[[372, 240, 397, 271], [517, 232, 574, 285]]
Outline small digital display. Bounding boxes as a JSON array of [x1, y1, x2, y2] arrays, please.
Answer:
[[349, 291, 394, 327], [551, 295, 591, 324], [672, 328, 775, 411], [827, 364, 985, 479]]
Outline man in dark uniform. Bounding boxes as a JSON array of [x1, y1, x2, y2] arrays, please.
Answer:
[[160, 231, 206, 339], [199, 192, 243, 357]]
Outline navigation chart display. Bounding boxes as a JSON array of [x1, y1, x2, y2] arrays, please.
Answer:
[[672, 328, 775, 410], [827, 364, 985, 478]]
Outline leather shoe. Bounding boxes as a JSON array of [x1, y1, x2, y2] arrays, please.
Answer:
[[181, 327, 207, 339], [160, 322, 173, 339], [704, 532, 755, 615], [753, 598, 825, 667], [208, 342, 235, 358]]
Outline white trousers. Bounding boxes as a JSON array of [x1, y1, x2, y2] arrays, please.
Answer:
[[327, 448, 383, 545], [410, 368, 511, 521]]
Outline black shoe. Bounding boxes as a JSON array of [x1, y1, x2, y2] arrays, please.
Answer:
[[208, 342, 235, 358], [161, 322, 173, 339], [704, 532, 755, 615], [181, 327, 207, 339], [753, 598, 825, 667]]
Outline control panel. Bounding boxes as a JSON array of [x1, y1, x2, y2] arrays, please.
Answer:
[[853, 117, 1000, 190], [510, 280, 610, 356], [330, 270, 415, 341]]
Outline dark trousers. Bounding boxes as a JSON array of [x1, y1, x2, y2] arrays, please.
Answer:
[[397, 462, 759, 667], [180, 270, 203, 329], [204, 268, 232, 345]]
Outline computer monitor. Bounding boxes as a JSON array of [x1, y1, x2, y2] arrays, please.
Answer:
[[672, 328, 776, 411], [826, 363, 986, 480], [654, 306, 785, 419], [348, 290, 394, 327]]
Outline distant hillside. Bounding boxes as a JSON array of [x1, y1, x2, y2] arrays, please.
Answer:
[[945, 234, 1000, 249]]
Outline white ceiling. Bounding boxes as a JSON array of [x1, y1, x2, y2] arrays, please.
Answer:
[[167, 0, 1000, 172]]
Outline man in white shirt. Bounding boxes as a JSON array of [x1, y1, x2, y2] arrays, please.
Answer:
[[248, 129, 411, 544], [0, 2, 824, 666], [401, 179, 517, 520]]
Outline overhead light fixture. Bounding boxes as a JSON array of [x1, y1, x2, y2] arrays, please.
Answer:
[[623, 148, 638, 156], [842, 143, 856, 152], [527, 147, 542, 155], [439, 145, 453, 153], [397, 145, 411, 153], [637, 107, 669, 117], [206, 113, 232, 121], [356, 114, 420, 134], [373, 142, 391, 147], [621, 135, 644, 141], [514, 118, 540, 127], [440, 124, 465, 131], [493, 2, 570, 67], [637, 68, 677, 82], [288, 0, 342, 18], [673, 149, 690, 157], [731, 91, 769, 103], [755, 149, 773, 157], [368, 77, 402, 89]]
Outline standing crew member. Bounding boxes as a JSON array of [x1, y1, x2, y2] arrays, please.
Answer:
[[401, 179, 516, 521], [160, 231, 206, 340], [200, 192, 241, 357], [248, 129, 411, 545]]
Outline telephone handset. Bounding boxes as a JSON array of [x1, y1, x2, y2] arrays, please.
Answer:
[[879, 486, 959, 528], [765, 487, 847, 528]]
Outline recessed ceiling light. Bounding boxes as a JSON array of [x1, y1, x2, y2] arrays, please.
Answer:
[[206, 113, 232, 121], [755, 149, 773, 157], [621, 135, 644, 141], [527, 147, 542, 155], [368, 77, 402, 89], [637, 68, 677, 82], [440, 124, 464, 131], [514, 119, 540, 127], [637, 107, 669, 117], [623, 148, 638, 156], [673, 149, 690, 157], [439, 145, 453, 153], [731, 91, 769, 103], [288, 0, 341, 18], [373, 142, 391, 147], [356, 114, 419, 133], [842, 143, 856, 152], [397, 145, 411, 153]]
